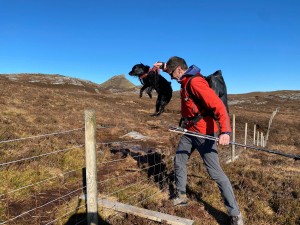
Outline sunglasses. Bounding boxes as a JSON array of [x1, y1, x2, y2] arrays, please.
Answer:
[[168, 66, 178, 77]]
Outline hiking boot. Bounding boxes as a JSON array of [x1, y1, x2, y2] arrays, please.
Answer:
[[230, 212, 244, 225], [172, 193, 189, 206]]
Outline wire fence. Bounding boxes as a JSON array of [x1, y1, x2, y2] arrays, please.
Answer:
[[0, 116, 177, 225], [0, 114, 250, 224], [0, 127, 86, 225], [0, 109, 297, 225]]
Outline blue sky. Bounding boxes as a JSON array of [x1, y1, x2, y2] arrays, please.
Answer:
[[0, 0, 299, 94]]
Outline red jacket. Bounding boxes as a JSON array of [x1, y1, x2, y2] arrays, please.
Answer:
[[180, 75, 231, 134]]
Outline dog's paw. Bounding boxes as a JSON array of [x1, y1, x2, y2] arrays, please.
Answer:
[[139, 94, 143, 98]]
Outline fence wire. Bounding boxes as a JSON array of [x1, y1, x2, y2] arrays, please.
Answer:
[[0, 125, 170, 225], [0, 128, 84, 144], [0, 108, 296, 225], [1, 114, 297, 225], [103, 155, 199, 222], [0, 127, 85, 225], [0, 145, 84, 167]]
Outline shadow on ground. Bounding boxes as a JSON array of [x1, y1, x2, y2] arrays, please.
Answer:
[[64, 212, 109, 225]]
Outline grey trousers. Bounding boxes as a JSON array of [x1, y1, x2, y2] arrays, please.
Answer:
[[174, 134, 240, 216]]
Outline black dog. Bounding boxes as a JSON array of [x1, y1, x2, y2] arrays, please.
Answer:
[[129, 63, 172, 116]]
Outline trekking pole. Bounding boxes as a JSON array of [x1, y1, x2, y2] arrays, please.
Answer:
[[168, 126, 300, 161]]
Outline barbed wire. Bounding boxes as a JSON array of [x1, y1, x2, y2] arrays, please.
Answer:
[[0, 127, 84, 144]]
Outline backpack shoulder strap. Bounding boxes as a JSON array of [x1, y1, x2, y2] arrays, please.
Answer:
[[185, 74, 214, 119], [185, 74, 205, 106]]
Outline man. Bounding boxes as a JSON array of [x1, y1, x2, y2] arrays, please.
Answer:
[[154, 56, 244, 225]]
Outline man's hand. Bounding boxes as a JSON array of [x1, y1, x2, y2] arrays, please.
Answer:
[[218, 133, 230, 145], [153, 62, 166, 71]]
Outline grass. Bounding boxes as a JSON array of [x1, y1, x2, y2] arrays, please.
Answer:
[[0, 75, 299, 224]]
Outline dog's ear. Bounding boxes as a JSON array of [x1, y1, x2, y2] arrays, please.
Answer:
[[139, 64, 150, 74], [145, 65, 150, 72], [129, 63, 151, 76]]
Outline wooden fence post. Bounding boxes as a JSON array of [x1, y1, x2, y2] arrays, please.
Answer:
[[265, 108, 279, 146], [253, 124, 256, 145], [231, 114, 236, 162], [85, 109, 98, 225], [257, 131, 260, 146], [244, 123, 247, 150]]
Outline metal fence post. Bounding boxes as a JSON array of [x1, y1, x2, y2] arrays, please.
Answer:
[[85, 109, 98, 225]]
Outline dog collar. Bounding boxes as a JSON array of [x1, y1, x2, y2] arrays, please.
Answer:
[[140, 67, 160, 80], [139, 73, 148, 79]]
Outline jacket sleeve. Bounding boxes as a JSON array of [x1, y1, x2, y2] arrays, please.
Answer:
[[190, 77, 232, 133]]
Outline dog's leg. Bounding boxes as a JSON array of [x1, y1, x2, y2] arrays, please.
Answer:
[[140, 85, 149, 98], [151, 95, 162, 117], [154, 95, 172, 116], [146, 87, 153, 99], [157, 101, 167, 116]]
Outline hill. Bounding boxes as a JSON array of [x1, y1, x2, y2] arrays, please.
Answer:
[[0, 73, 103, 93], [0, 73, 138, 93], [0, 73, 299, 225], [99, 74, 136, 91]]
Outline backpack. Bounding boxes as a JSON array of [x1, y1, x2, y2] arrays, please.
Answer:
[[186, 70, 229, 119]]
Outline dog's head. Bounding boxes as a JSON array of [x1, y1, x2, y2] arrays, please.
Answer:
[[128, 63, 150, 77]]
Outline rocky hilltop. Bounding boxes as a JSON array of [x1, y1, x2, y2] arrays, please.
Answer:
[[99, 74, 136, 92], [0, 73, 138, 93]]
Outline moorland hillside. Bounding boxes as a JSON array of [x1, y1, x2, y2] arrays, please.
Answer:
[[0, 73, 299, 225]]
